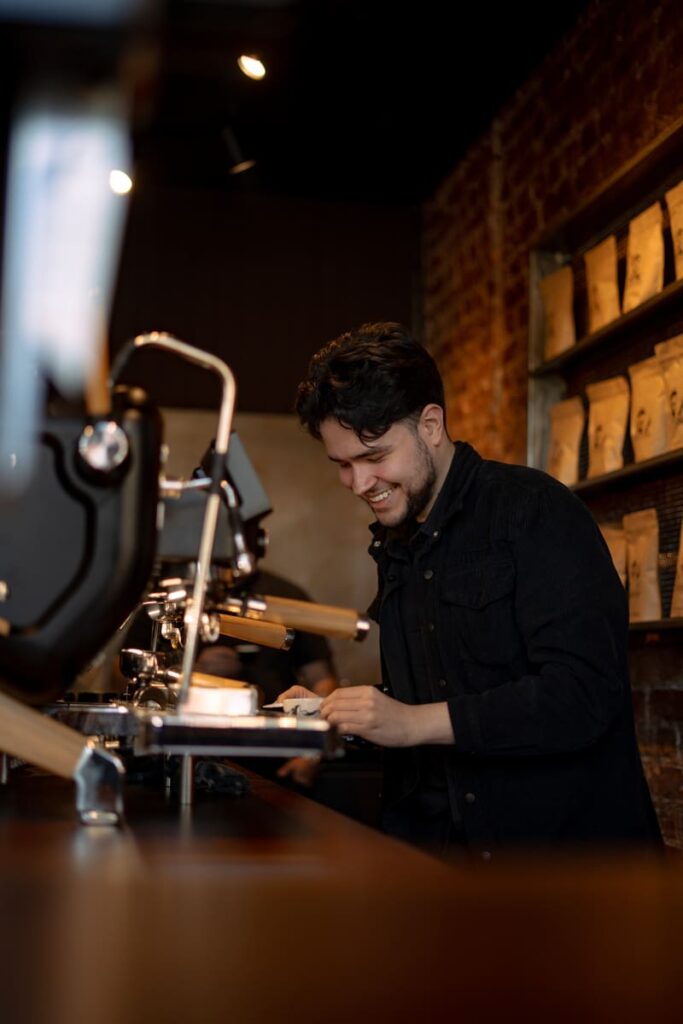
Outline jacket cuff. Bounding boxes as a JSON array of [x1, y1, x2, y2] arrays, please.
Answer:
[[447, 695, 483, 754]]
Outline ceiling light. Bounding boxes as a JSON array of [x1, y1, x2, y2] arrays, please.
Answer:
[[222, 127, 256, 176], [237, 55, 266, 81], [229, 158, 256, 176], [109, 169, 132, 195]]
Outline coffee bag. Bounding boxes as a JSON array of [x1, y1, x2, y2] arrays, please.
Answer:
[[598, 523, 627, 588], [670, 520, 683, 619], [547, 396, 584, 486], [665, 179, 683, 281], [654, 333, 683, 451], [622, 202, 664, 312], [584, 235, 621, 333], [586, 376, 630, 477], [623, 508, 662, 622], [627, 355, 668, 462], [540, 265, 576, 361]]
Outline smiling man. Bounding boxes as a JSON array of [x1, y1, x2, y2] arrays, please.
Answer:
[[286, 321, 661, 858]]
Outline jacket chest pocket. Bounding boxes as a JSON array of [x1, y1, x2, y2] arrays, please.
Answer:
[[441, 558, 520, 668]]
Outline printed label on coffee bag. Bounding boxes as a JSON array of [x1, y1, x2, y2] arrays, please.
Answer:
[[622, 202, 664, 312]]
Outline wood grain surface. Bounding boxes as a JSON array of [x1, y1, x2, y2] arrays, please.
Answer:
[[0, 765, 681, 1024]]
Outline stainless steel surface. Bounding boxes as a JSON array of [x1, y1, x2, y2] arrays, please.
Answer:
[[109, 331, 239, 709], [221, 479, 255, 577], [354, 616, 371, 641], [220, 595, 268, 618], [131, 683, 178, 710], [120, 648, 164, 680], [180, 754, 194, 805], [135, 712, 339, 759], [47, 702, 340, 761], [199, 612, 220, 643], [73, 744, 125, 826], [159, 476, 210, 496], [0, 752, 8, 785], [47, 702, 139, 739]]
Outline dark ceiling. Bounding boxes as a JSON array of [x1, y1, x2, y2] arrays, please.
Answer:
[[140, 0, 590, 204], [0, 0, 590, 205]]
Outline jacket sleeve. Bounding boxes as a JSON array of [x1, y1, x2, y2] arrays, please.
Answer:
[[447, 482, 630, 756]]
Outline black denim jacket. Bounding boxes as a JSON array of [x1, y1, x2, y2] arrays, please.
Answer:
[[368, 443, 662, 848]]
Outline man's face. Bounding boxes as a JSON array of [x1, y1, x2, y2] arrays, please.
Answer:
[[320, 416, 438, 527]]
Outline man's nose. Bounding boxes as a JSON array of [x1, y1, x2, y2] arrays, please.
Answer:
[[351, 464, 376, 495]]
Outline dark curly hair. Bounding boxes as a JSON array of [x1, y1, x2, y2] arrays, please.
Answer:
[[295, 322, 445, 441]]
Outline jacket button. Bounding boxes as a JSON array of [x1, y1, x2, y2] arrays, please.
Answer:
[[464, 792, 476, 804], [387, 573, 396, 582], [373, 540, 382, 548], [482, 851, 492, 862], [427, 622, 435, 632], [423, 569, 434, 580], [432, 530, 439, 538], [438, 678, 447, 688]]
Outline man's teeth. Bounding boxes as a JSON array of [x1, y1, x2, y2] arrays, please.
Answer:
[[368, 488, 392, 503]]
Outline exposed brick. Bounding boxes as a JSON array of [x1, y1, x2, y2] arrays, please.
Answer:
[[650, 688, 683, 723]]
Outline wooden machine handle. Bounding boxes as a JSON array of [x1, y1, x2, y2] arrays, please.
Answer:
[[218, 614, 293, 650], [0, 690, 89, 779], [256, 594, 370, 641], [190, 671, 252, 689]]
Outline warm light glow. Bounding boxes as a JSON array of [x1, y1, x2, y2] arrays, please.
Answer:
[[229, 158, 256, 175], [237, 55, 266, 80], [109, 169, 132, 195]]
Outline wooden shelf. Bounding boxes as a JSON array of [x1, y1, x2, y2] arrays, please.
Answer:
[[629, 618, 683, 632], [570, 448, 683, 497], [530, 276, 683, 377]]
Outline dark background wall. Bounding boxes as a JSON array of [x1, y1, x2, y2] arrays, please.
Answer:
[[423, 0, 683, 847], [111, 186, 420, 411]]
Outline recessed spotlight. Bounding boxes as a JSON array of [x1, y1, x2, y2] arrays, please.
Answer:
[[222, 127, 256, 176], [109, 169, 132, 195], [229, 158, 257, 175], [237, 55, 266, 81]]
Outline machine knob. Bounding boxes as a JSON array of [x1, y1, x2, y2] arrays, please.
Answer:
[[77, 421, 130, 473]]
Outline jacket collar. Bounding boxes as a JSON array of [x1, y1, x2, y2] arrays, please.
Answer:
[[368, 441, 482, 559]]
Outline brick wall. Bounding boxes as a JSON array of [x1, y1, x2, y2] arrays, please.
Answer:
[[424, 0, 683, 461], [422, 0, 683, 846]]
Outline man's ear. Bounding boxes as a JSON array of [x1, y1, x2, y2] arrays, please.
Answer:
[[418, 404, 446, 445]]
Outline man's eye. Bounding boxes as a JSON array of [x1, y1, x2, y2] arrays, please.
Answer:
[[367, 455, 384, 464]]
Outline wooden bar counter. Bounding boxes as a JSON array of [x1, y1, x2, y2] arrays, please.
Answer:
[[1, 764, 682, 1023]]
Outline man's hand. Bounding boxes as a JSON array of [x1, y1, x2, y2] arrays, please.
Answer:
[[276, 684, 318, 702], [320, 686, 416, 747], [276, 755, 321, 787], [320, 687, 456, 747]]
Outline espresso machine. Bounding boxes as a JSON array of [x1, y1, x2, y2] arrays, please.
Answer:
[[0, 2, 371, 825], [0, 331, 370, 823]]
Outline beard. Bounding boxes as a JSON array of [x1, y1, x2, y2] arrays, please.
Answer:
[[396, 437, 438, 526]]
